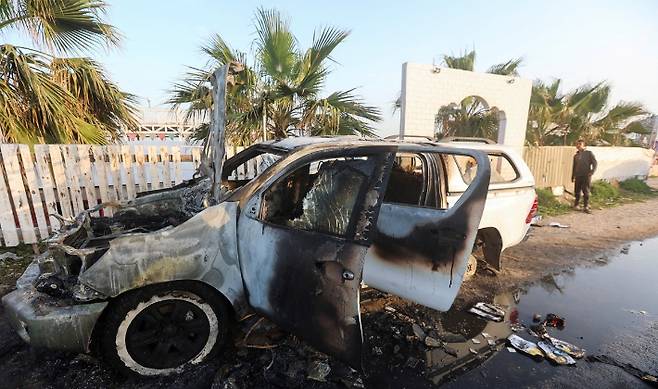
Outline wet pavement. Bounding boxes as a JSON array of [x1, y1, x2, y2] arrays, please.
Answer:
[[441, 237, 658, 388]]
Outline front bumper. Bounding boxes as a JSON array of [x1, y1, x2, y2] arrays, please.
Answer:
[[2, 285, 108, 353]]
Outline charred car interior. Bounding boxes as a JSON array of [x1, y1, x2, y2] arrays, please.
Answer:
[[2, 68, 492, 376]]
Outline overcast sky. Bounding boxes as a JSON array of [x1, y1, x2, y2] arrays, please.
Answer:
[[7, 0, 658, 136]]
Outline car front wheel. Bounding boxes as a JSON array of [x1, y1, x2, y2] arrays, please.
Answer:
[[98, 282, 231, 376]]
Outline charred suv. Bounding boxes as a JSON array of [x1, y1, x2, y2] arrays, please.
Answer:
[[2, 136, 491, 375], [2, 65, 490, 375]]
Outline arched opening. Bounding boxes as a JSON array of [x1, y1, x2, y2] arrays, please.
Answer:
[[434, 96, 505, 142]]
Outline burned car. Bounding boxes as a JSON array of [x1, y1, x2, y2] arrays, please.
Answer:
[[3, 136, 491, 376], [4, 61, 492, 375]]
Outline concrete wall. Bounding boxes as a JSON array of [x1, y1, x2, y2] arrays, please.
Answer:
[[399, 63, 532, 150], [524, 146, 656, 189]]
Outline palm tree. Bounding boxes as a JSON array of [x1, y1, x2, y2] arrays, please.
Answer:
[[435, 97, 500, 140], [168, 8, 381, 145], [0, 0, 137, 144], [526, 80, 649, 146], [430, 50, 522, 140]]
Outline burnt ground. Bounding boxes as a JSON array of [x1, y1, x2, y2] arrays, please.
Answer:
[[1, 192, 658, 389]]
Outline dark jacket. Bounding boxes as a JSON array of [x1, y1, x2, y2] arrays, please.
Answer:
[[572, 149, 597, 179]]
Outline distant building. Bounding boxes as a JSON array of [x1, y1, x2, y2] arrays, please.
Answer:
[[124, 107, 201, 143]]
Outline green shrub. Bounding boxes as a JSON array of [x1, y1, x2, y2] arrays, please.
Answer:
[[536, 188, 570, 216], [590, 180, 620, 204], [619, 178, 653, 194]]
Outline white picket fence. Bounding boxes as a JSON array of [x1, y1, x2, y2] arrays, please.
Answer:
[[0, 143, 253, 247]]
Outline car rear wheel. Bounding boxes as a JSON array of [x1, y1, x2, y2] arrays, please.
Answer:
[[98, 282, 231, 376]]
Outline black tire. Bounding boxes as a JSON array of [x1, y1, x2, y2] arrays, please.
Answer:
[[97, 281, 231, 376]]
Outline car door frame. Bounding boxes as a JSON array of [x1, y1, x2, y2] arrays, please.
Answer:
[[235, 145, 396, 368]]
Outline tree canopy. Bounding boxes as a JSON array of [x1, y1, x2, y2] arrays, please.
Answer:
[[0, 0, 137, 144], [168, 8, 381, 145]]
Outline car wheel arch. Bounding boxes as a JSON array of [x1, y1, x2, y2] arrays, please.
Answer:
[[477, 227, 503, 272]]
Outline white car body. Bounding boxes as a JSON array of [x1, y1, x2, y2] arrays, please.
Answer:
[[439, 141, 537, 271]]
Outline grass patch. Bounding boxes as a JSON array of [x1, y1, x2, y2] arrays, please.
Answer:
[[589, 180, 620, 208], [0, 244, 36, 292], [536, 188, 571, 216], [619, 178, 654, 195]]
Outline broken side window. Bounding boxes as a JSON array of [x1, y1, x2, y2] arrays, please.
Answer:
[[383, 153, 426, 206], [453, 153, 518, 185], [260, 156, 378, 237]]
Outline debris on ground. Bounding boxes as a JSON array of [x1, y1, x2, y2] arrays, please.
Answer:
[[306, 360, 331, 382], [587, 355, 658, 387], [546, 336, 586, 359], [548, 222, 570, 228], [0, 252, 20, 262], [544, 313, 566, 329], [537, 340, 576, 365], [468, 302, 505, 322], [507, 334, 543, 359]]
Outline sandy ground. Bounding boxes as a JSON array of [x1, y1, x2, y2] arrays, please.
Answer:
[[0, 187, 657, 388]]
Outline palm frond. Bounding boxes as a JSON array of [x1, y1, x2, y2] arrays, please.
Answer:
[[442, 49, 475, 71], [253, 7, 298, 82], [1, 0, 120, 54], [487, 57, 523, 76]]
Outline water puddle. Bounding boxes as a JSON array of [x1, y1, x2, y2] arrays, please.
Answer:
[[436, 237, 658, 387]]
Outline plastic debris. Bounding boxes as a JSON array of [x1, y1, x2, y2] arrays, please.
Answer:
[[307, 361, 331, 382], [468, 302, 505, 322], [471, 338, 481, 344], [507, 334, 543, 359], [469, 348, 478, 355], [548, 222, 570, 228], [545, 313, 565, 329], [487, 339, 496, 346], [412, 323, 426, 340], [506, 346, 517, 353], [547, 336, 586, 359], [0, 252, 20, 262], [510, 323, 525, 332], [538, 341, 576, 365], [481, 332, 491, 338]]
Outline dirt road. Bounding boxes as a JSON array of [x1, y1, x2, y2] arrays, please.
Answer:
[[1, 195, 657, 388]]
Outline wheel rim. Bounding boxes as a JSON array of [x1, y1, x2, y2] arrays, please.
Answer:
[[125, 299, 211, 369]]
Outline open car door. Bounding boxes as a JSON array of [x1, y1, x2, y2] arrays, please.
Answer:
[[363, 147, 491, 311], [237, 151, 393, 368]]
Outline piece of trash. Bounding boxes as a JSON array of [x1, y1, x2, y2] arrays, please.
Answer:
[[384, 306, 397, 313], [469, 348, 478, 355], [510, 323, 525, 332], [481, 332, 491, 338], [469, 307, 502, 322], [587, 355, 658, 387], [531, 215, 543, 227], [425, 336, 442, 348], [533, 313, 542, 322], [528, 324, 548, 338], [639, 310, 648, 315], [307, 360, 331, 382], [506, 346, 517, 353], [507, 334, 543, 359], [0, 252, 21, 262], [468, 302, 505, 322], [487, 339, 496, 346], [471, 338, 481, 344], [545, 313, 565, 329], [548, 222, 570, 228], [475, 302, 506, 317], [412, 323, 426, 340], [538, 341, 576, 365], [547, 336, 586, 359]]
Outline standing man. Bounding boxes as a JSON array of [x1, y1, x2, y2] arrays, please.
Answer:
[[571, 139, 597, 213]]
